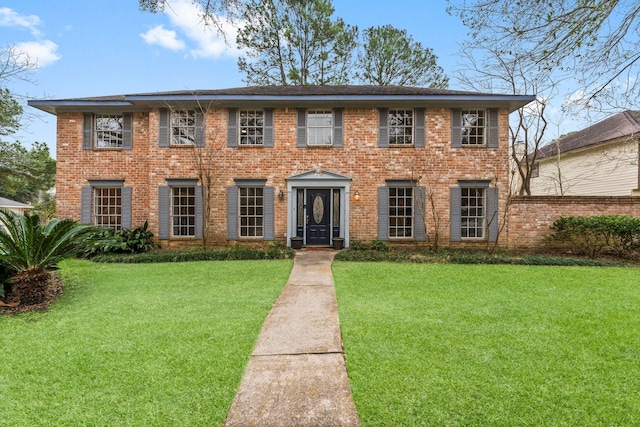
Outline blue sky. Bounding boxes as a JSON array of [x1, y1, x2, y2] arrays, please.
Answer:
[[1, 0, 550, 156]]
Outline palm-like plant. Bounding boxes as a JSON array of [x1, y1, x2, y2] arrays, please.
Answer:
[[0, 210, 95, 306]]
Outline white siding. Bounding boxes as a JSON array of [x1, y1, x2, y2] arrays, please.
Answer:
[[530, 139, 639, 196]]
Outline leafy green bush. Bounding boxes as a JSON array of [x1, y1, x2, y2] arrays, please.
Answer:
[[79, 222, 154, 257], [550, 215, 640, 258]]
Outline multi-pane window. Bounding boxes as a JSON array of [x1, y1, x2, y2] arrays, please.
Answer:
[[239, 187, 264, 237], [172, 186, 196, 237], [307, 110, 332, 146], [461, 109, 486, 145], [389, 187, 413, 238], [171, 109, 196, 145], [461, 187, 485, 238], [95, 114, 123, 148], [93, 187, 122, 229], [239, 109, 264, 145], [389, 109, 413, 145]]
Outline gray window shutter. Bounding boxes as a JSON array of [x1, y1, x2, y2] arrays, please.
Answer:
[[414, 108, 425, 148], [122, 113, 133, 150], [451, 109, 462, 148], [195, 111, 205, 147], [81, 186, 92, 224], [377, 186, 389, 240], [487, 187, 499, 242], [82, 113, 93, 150], [227, 108, 238, 147], [487, 109, 499, 148], [121, 186, 132, 229], [158, 186, 170, 239], [195, 186, 204, 240], [263, 186, 274, 240], [296, 108, 306, 147], [450, 187, 462, 241], [263, 108, 274, 148], [158, 109, 169, 147], [414, 186, 427, 241], [378, 108, 389, 148], [226, 186, 239, 240], [333, 108, 343, 147]]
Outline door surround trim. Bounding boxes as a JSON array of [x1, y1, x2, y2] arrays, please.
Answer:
[[285, 169, 351, 247]]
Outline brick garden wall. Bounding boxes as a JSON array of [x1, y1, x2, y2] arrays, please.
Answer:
[[507, 196, 640, 251]]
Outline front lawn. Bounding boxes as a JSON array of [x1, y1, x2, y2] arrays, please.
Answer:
[[333, 263, 640, 426], [0, 259, 291, 426]]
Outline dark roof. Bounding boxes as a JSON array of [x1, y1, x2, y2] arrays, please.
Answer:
[[537, 110, 640, 160], [28, 85, 535, 115]]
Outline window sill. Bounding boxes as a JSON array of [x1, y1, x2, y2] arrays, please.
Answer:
[[169, 144, 196, 148], [93, 147, 123, 151]]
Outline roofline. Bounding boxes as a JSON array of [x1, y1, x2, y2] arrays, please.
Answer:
[[29, 93, 535, 115]]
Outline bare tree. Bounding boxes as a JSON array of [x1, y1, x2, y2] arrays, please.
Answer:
[[456, 46, 555, 195], [447, 0, 640, 112]]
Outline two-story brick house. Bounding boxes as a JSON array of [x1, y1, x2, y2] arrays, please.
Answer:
[[29, 86, 533, 248]]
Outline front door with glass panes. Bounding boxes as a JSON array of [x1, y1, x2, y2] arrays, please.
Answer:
[[295, 188, 340, 246]]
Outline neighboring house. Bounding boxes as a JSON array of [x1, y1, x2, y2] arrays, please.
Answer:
[[28, 86, 533, 248], [530, 110, 640, 196], [0, 197, 33, 232], [0, 197, 33, 215]]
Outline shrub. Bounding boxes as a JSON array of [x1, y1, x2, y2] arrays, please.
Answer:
[[550, 215, 640, 258], [79, 222, 155, 257], [91, 245, 295, 263]]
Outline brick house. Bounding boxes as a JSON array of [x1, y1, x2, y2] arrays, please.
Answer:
[[29, 86, 533, 249]]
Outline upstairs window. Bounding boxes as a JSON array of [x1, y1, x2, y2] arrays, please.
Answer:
[[307, 110, 333, 146], [451, 108, 498, 148], [83, 113, 132, 150], [389, 109, 413, 145], [461, 109, 486, 146], [95, 114, 124, 148], [239, 109, 265, 146], [171, 109, 196, 145]]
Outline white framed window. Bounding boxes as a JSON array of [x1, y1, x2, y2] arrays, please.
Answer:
[[461, 109, 486, 145], [171, 109, 196, 145], [239, 109, 264, 145], [389, 109, 413, 145], [389, 187, 413, 238], [307, 110, 332, 146], [171, 186, 196, 237], [461, 187, 486, 238], [239, 187, 264, 237], [93, 187, 122, 230], [95, 114, 124, 148]]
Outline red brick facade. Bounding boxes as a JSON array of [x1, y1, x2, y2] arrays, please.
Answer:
[[39, 87, 533, 249]]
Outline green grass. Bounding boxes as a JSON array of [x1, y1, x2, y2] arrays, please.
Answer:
[[0, 259, 291, 426], [333, 262, 640, 426]]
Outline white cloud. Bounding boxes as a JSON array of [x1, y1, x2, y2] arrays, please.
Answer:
[[141, 25, 186, 51], [0, 7, 42, 36], [16, 40, 61, 67], [161, 0, 242, 59]]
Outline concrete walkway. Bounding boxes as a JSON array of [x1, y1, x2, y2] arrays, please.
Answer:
[[224, 250, 360, 427]]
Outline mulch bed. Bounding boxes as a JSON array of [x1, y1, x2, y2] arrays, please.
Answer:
[[0, 273, 63, 315]]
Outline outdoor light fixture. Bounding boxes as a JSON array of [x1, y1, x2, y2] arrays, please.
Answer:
[[354, 190, 360, 201], [278, 189, 284, 200]]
